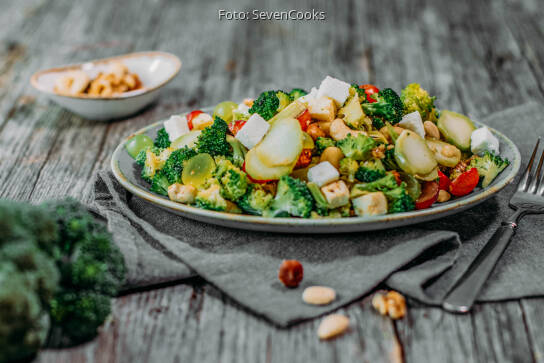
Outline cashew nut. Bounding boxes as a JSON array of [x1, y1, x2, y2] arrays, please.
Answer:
[[423, 121, 440, 139], [54, 70, 90, 96], [329, 118, 367, 141]]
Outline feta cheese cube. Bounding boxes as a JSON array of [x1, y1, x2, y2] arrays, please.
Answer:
[[299, 87, 318, 104], [164, 115, 190, 142], [307, 161, 340, 187], [235, 113, 270, 149], [317, 76, 351, 107], [398, 111, 425, 139], [191, 112, 214, 130], [471, 126, 499, 155], [308, 96, 336, 123], [321, 180, 350, 208], [352, 192, 388, 217]]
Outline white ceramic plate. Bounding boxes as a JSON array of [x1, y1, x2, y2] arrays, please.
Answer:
[[111, 108, 521, 233], [31, 51, 181, 121]]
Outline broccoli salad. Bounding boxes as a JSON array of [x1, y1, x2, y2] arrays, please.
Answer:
[[124, 76, 510, 218]]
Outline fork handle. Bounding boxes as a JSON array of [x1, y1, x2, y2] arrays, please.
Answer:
[[442, 221, 517, 313]]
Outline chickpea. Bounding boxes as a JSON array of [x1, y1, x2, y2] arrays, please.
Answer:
[[307, 123, 326, 140], [320, 146, 344, 169], [437, 190, 451, 202], [423, 121, 440, 139]]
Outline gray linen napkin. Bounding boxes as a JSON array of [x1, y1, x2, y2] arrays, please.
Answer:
[[93, 102, 544, 326]]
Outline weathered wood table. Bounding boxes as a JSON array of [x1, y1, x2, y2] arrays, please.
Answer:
[[1, 0, 543, 361]]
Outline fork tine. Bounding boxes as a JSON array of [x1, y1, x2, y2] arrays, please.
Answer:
[[519, 137, 540, 191], [528, 144, 544, 193]]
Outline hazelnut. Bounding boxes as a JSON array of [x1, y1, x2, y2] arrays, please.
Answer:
[[437, 189, 451, 202], [371, 290, 406, 319], [320, 147, 344, 169], [278, 260, 303, 288]]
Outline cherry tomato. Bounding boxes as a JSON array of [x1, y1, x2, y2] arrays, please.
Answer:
[[186, 110, 203, 130], [415, 181, 439, 210], [297, 109, 312, 131], [449, 167, 479, 197], [294, 149, 312, 169], [228, 120, 247, 136], [242, 162, 274, 184], [437, 170, 451, 191], [359, 84, 380, 103]]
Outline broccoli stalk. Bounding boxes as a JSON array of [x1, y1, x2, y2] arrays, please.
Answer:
[[226, 135, 247, 168], [307, 182, 330, 216], [264, 176, 314, 218], [355, 159, 386, 182], [362, 88, 404, 129], [469, 151, 510, 187]]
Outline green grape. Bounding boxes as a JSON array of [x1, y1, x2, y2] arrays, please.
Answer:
[[182, 153, 216, 188], [125, 134, 154, 159], [213, 101, 238, 124]]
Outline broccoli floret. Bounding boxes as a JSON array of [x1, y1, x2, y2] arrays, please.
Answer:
[[196, 117, 233, 157], [351, 84, 366, 99], [385, 187, 415, 213], [214, 159, 248, 201], [154, 127, 171, 148], [339, 157, 359, 183], [470, 151, 510, 188], [355, 159, 386, 182], [362, 88, 404, 129], [237, 184, 273, 215], [162, 147, 198, 184], [41, 198, 126, 347], [195, 179, 228, 211], [249, 90, 280, 120], [337, 134, 376, 161], [382, 147, 399, 171], [149, 171, 170, 196], [289, 88, 308, 99], [276, 90, 293, 113], [351, 174, 399, 195], [400, 83, 437, 121], [136, 146, 161, 167], [315, 137, 336, 155], [141, 148, 171, 183], [226, 135, 247, 168], [264, 176, 313, 218], [48, 290, 111, 347]]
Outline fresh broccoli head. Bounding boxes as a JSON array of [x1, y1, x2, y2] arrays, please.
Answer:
[[470, 151, 510, 188], [141, 148, 171, 183], [264, 175, 314, 218], [42, 198, 126, 347], [162, 147, 198, 184], [400, 83, 437, 121], [362, 88, 404, 129], [339, 157, 359, 183], [351, 174, 399, 195], [337, 134, 376, 161], [195, 179, 228, 211], [154, 127, 171, 148], [355, 159, 386, 182], [149, 171, 170, 196], [351, 174, 414, 213], [249, 90, 280, 120], [289, 88, 308, 100], [214, 159, 248, 201], [350, 84, 367, 100], [48, 290, 111, 347], [315, 137, 336, 155], [237, 184, 273, 215], [0, 201, 60, 362], [196, 117, 233, 157]]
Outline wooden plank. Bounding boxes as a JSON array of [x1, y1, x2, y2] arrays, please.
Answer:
[[520, 299, 544, 363]]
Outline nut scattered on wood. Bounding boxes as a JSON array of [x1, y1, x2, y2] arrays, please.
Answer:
[[437, 189, 451, 202], [423, 121, 440, 139], [278, 260, 304, 288], [317, 314, 349, 340], [302, 286, 336, 305], [372, 291, 406, 320]]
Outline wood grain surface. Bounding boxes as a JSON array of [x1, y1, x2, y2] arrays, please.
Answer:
[[1, 0, 543, 362]]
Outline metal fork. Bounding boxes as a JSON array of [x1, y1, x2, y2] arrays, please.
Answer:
[[443, 138, 544, 313]]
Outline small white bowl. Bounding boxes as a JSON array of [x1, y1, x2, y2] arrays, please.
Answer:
[[30, 51, 181, 121]]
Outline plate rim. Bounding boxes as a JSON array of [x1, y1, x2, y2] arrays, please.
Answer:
[[110, 111, 521, 229]]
